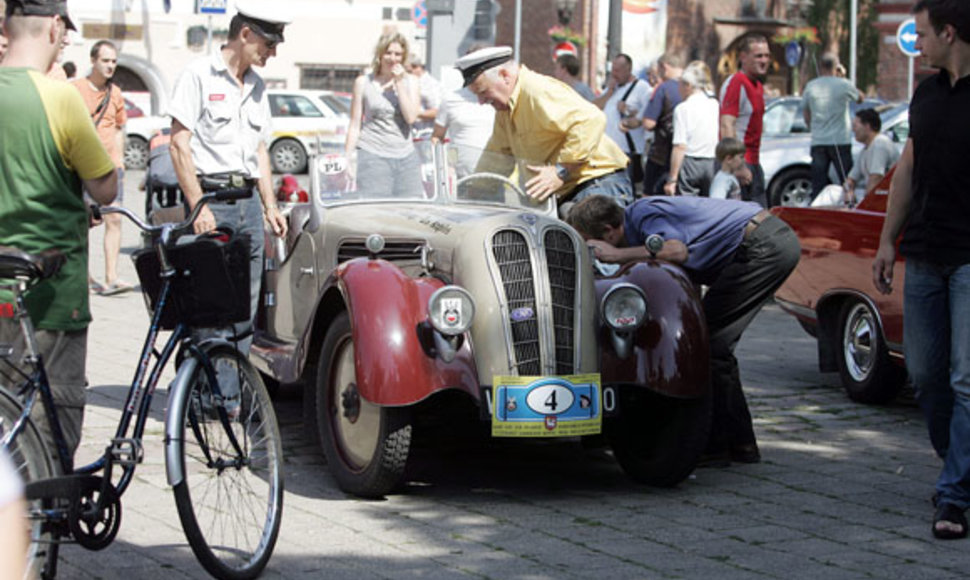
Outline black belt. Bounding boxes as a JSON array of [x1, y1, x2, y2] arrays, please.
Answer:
[[564, 169, 626, 201], [743, 209, 772, 239], [198, 173, 257, 192]]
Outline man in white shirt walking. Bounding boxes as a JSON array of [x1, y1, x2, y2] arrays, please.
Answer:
[[595, 53, 652, 192]]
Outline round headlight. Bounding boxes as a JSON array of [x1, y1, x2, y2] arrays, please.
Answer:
[[365, 233, 385, 255], [601, 283, 647, 331], [428, 286, 476, 336]]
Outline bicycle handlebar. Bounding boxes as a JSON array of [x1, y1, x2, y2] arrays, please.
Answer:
[[92, 188, 252, 242]]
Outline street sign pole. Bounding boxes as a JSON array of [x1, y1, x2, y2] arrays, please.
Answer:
[[850, 0, 857, 86], [908, 57, 914, 99]]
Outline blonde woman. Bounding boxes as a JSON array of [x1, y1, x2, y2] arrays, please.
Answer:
[[345, 32, 423, 197], [664, 60, 719, 197]]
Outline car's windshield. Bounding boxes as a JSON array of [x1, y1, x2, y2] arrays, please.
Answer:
[[310, 140, 556, 215]]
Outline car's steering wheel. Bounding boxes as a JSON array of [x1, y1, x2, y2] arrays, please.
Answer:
[[455, 172, 529, 205]]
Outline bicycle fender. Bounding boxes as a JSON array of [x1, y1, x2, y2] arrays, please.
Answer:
[[164, 355, 199, 487]]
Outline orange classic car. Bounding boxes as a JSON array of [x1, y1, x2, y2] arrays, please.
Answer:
[[771, 170, 908, 404]]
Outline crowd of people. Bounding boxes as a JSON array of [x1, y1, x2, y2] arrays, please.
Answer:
[[2, 0, 968, 569]]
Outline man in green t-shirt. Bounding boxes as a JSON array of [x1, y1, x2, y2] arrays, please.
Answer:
[[1, 0, 117, 459]]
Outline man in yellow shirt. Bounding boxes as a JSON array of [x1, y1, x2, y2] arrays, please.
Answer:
[[458, 46, 632, 212]]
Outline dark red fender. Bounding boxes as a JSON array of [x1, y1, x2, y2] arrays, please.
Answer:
[[595, 261, 709, 399], [337, 258, 479, 407]]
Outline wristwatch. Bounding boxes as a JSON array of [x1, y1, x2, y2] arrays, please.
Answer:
[[555, 163, 570, 181]]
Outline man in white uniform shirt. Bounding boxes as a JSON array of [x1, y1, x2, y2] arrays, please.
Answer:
[[595, 53, 652, 192], [168, 0, 288, 353]]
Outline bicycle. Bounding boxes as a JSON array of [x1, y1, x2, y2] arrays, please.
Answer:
[[0, 189, 284, 580]]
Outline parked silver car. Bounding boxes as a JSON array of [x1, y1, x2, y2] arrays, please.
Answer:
[[760, 98, 908, 207]]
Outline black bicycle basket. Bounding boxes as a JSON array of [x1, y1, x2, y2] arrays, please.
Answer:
[[133, 229, 251, 330]]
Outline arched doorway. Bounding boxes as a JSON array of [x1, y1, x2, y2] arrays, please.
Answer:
[[114, 55, 169, 115]]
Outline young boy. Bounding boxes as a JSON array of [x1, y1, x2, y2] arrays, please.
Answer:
[[709, 137, 746, 200]]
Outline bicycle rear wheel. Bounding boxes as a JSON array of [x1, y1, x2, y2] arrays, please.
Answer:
[[0, 387, 56, 579], [171, 345, 283, 580]]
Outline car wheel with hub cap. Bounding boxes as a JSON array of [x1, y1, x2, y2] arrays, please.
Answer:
[[313, 311, 411, 498]]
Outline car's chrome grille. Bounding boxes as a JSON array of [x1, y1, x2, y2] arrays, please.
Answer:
[[337, 240, 424, 263], [544, 229, 576, 375], [492, 230, 541, 375], [491, 227, 577, 376]]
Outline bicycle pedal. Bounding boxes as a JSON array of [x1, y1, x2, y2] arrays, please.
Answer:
[[109, 438, 143, 466]]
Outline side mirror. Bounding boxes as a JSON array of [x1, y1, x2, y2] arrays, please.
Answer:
[[645, 234, 664, 258]]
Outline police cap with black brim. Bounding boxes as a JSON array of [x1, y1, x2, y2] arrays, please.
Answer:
[[235, 0, 291, 44], [455, 46, 514, 88]]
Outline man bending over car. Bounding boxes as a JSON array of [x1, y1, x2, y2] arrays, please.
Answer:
[[567, 194, 799, 467]]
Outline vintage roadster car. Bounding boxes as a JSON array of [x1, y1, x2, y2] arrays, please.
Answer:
[[772, 169, 907, 404], [251, 143, 710, 497]]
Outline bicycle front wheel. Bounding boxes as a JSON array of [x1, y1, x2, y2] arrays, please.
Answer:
[[0, 387, 56, 579], [171, 345, 283, 580]]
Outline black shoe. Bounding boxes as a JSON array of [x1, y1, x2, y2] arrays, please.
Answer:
[[932, 502, 968, 540], [730, 443, 761, 464], [696, 451, 731, 468]]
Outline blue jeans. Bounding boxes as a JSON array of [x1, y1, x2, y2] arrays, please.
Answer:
[[904, 259, 970, 508], [195, 194, 265, 355], [571, 170, 634, 206]]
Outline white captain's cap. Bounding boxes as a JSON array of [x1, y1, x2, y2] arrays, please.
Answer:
[[235, 0, 292, 44], [455, 46, 514, 87]]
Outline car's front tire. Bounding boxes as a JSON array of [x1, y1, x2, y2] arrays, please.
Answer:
[[314, 312, 411, 498], [769, 167, 813, 207], [606, 386, 711, 487], [270, 138, 308, 174], [835, 300, 906, 404]]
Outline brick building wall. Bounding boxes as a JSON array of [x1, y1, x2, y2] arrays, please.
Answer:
[[876, 1, 932, 101], [494, 0, 595, 79]]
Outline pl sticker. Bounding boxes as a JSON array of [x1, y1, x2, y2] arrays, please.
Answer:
[[317, 154, 347, 175]]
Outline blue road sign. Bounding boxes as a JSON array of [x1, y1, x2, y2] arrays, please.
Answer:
[[896, 18, 919, 58], [785, 41, 802, 67]]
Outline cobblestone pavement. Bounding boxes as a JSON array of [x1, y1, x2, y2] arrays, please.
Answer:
[[56, 171, 969, 579]]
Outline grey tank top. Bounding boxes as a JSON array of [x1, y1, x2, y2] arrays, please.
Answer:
[[357, 74, 415, 159]]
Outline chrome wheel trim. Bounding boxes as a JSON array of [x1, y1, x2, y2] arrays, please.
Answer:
[[843, 302, 875, 382], [779, 176, 813, 207]]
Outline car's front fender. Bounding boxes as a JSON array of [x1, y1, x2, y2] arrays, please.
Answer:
[[338, 258, 479, 407], [595, 261, 709, 399]]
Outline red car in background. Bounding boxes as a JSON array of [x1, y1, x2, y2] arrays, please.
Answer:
[[771, 170, 907, 404]]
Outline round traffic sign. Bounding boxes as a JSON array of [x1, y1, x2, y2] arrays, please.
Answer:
[[785, 41, 802, 67], [413, 1, 427, 28], [896, 18, 919, 58]]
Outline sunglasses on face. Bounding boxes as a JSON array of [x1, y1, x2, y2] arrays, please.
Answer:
[[248, 25, 280, 50]]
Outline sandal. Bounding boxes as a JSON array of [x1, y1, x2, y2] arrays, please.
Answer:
[[89, 278, 106, 294], [932, 502, 968, 540], [100, 280, 134, 296]]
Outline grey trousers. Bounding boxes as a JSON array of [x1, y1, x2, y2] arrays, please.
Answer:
[[677, 155, 716, 197], [0, 320, 87, 465]]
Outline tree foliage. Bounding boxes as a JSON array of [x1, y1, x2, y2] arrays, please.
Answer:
[[804, 0, 879, 94]]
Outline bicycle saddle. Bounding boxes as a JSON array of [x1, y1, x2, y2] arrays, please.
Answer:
[[0, 246, 66, 282]]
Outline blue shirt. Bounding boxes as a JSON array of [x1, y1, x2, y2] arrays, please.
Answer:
[[643, 79, 681, 122], [623, 197, 761, 284]]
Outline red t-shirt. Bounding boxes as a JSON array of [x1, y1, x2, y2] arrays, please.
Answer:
[[719, 72, 764, 165]]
